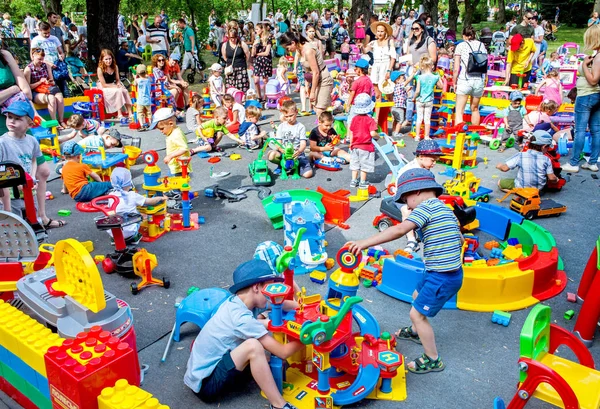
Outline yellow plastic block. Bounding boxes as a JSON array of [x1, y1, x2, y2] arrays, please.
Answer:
[[0, 300, 64, 376], [52, 239, 106, 313], [136, 398, 169, 408], [98, 379, 152, 409], [502, 245, 523, 261], [349, 188, 369, 202]]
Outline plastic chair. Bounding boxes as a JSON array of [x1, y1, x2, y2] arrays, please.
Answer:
[[142, 44, 152, 61], [172, 288, 229, 342]]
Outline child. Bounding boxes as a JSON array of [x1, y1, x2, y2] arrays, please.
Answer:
[[346, 168, 463, 374], [77, 129, 123, 153], [523, 100, 559, 134], [244, 89, 263, 109], [308, 111, 350, 163], [498, 91, 527, 152], [238, 105, 267, 149], [108, 168, 167, 244], [184, 259, 303, 409], [349, 93, 378, 188], [496, 130, 558, 192], [149, 108, 192, 198], [535, 69, 563, 106], [197, 106, 240, 152], [222, 94, 246, 134], [340, 37, 350, 71], [268, 100, 313, 179], [346, 59, 374, 141], [548, 52, 561, 70], [0, 101, 65, 229], [391, 70, 409, 139], [276, 57, 289, 92], [413, 56, 443, 141], [61, 114, 107, 143], [186, 94, 203, 135], [208, 63, 225, 107], [135, 64, 152, 130], [395, 139, 445, 253], [60, 141, 113, 202]]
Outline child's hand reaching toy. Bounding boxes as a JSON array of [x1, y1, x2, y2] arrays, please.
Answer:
[[345, 240, 368, 256]]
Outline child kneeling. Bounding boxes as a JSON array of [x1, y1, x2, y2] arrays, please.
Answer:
[[308, 111, 350, 163]]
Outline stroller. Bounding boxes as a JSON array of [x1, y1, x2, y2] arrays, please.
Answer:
[[480, 27, 493, 53], [491, 31, 506, 56], [264, 79, 286, 109], [185, 52, 206, 84], [545, 23, 557, 42]]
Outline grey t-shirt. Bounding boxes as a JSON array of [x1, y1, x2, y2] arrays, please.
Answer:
[[276, 121, 307, 150], [0, 133, 42, 175], [184, 295, 268, 393], [185, 107, 200, 133]]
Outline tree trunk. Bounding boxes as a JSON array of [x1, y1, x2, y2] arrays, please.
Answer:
[[422, 0, 438, 25], [463, 0, 480, 28], [595, 0, 600, 13], [350, 0, 371, 38], [48, 0, 62, 15], [338, 0, 344, 16], [496, 0, 506, 23], [391, 0, 405, 18], [448, 0, 459, 31], [86, 0, 121, 66]]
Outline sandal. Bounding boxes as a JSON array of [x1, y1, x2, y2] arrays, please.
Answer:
[[404, 240, 420, 253], [407, 354, 445, 374], [395, 326, 422, 344], [43, 218, 66, 229], [498, 145, 506, 153]]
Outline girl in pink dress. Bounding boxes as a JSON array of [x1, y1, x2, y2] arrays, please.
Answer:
[[354, 16, 365, 41], [536, 69, 563, 106]]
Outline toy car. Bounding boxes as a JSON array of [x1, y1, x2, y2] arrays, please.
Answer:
[[248, 159, 272, 186]]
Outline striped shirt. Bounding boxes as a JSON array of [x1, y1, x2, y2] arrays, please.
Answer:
[[407, 198, 462, 273], [81, 119, 101, 136], [146, 24, 168, 53], [504, 150, 552, 190]]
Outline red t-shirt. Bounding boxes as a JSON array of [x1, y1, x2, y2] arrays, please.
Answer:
[[350, 75, 374, 104], [166, 63, 180, 78], [350, 115, 376, 152]]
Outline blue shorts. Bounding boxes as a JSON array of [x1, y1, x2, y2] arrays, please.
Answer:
[[297, 154, 312, 175], [196, 351, 250, 402], [73, 182, 112, 203], [413, 268, 463, 318]]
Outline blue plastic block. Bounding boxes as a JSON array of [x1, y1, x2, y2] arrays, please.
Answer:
[[0, 344, 8, 364], [35, 372, 50, 398], [490, 248, 504, 259], [507, 238, 519, 246], [491, 310, 511, 327], [198, 216, 206, 224], [4, 348, 38, 390]]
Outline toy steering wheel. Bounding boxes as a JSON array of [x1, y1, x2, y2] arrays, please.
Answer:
[[336, 247, 361, 272], [91, 195, 120, 216], [143, 150, 159, 166]]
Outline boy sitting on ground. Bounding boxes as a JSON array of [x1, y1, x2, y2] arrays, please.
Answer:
[[238, 105, 267, 150], [308, 111, 350, 163], [60, 141, 113, 202]]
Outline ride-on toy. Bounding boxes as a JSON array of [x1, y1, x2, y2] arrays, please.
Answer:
[[248, 137, 276, 186]]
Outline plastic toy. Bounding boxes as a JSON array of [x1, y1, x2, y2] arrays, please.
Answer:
[[564, 309, 575, 320], [279, 142, 300, 180], [80, 145, 129, 181], [437, 123, 479, 175], [204, 184, 248, 202], [443, 170, 493, 202], [130, 248, 170, 294], [314, 156, 343, 171], [374, 133, 409, 195], [316, 187, 351, 229], [248, 137, 275, 186], [495, 304, 600, 409], [57, 209, 72, 216], [98, 379, 170, 409], [264, 79, 288, 109], [310, 271, 327, 284], [497, 188, 567, 220], [377, 202, 566, 312], [262, 189, 326, 229], [566, 292, 577, 303], [573, 236, 600, 347], [491, 310, 511, 326]]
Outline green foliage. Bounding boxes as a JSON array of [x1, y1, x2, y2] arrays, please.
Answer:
[[3, 0, 43, 22], [462, 1, 487, 24]]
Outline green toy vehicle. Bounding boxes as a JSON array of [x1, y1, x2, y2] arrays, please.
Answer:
[[279, 142, 300, 180], [248, 138, 276, 186]]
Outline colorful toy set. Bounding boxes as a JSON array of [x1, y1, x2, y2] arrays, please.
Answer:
[[443, 170, 493, 202], [573, 235, 600, 347]]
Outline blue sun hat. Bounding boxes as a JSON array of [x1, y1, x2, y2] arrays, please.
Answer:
[[353, 93, 374, 114], [531, 130, 553, 146], [61, 141, 83, 156], [414, 139, 444, 156], [390, 71, 403, 82], [254, 241, 284, 274], [394, 168, 444, 203], [355, 58, 369, 70], [229, 259, 284, 294]]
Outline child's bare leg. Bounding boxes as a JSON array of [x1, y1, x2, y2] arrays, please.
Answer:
[[359, 170, 367, 184], [309, 151, 324, 161], [351, 170, 358, 181], [268, 151, 281, 164], [408, 307, 438, 363], [229, 339, 287, 408], [35, 163, 52, 225], [332, 148, 350, 163]]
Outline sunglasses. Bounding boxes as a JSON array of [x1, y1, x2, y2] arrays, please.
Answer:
[[158, 58, 165, 62], [411, 27, 421, 31], [527, 16, 534, 20]]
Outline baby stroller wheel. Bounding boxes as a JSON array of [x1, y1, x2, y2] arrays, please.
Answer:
[[187, 73, 195, 84]]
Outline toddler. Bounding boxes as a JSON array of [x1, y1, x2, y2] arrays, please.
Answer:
[[498, 91, 527, 152], [197, 106, 240, 152], [535, 69, 563, 106], [346, 59, 374, 141], [276, 57, 289, 92], [186, 94, 203, 135], [107, 167, 167, 244], [268, 100, 313, 179], [223, 94, 246, 134], [340, 38, 350, 71], [61, 114, 106, 143], [349, 93, 378, 189], [208, 63, 225, 107], [523, 100, 559, 134], [391, 70, 409, 139], [238, 105, 267, 149], [60, 141, 113, 202], [135, 64, 152, 130], [413, 56, 443, 141], [308, 111, 350, 163], [346, 168, 463, 375], [244, 88, 263, 109]]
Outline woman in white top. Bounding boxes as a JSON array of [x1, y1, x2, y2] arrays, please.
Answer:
[[363, 21, 396, 121], [452, 26, 487, 126]]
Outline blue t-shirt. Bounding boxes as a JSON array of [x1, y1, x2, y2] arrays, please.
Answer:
[[136, 78, 152, 106], [184, 295, 268, 393], [416, 72, 439, 103], [406, 198, 463, 272]]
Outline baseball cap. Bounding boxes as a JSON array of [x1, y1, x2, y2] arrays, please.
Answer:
[[510, 91, 524, 101], [229, 259, 284, 294], [61, 141, 83, 156], [136, 64, 147, 75], [531, 130, 552, 146], [149, 108, 176, 130], [510, 34, 523, 52], [390, 71, 406, 82], [3, 101, 34, 120], [355, 58, 369, 69], [107, 128, 123, 148]]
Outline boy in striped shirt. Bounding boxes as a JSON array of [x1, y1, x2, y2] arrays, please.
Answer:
[[346, 168, 463, 375], [61, 114, 107, 143]]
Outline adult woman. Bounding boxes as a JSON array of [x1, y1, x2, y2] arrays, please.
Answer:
[[151, 54, 181, 111], [24, 48, 65, 127], [252, 23, 272, 101], [425, 16, 435, 38], [354, 15, 365, 43], [391, 15, 403, 57], [97, 49, 133, 120], [453, 26, 487, 126], [364, 21, 396, 119], [221, 21, 251, 93], [305, 24, 323, 56], [315, 19, 327, 52], [245, 22, 255, 48], [280, 31, 333, 117], [563, 25, 600, 173], [407, 19, 437, 66]]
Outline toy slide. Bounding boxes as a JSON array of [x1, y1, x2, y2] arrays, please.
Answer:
[[331, 364, 380, 405], [352, 304, 380, 336], [298, 240, 327, 267], [262, 190, 326, 229]]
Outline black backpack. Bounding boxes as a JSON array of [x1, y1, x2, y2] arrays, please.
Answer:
[[466, 42, 487, 75]]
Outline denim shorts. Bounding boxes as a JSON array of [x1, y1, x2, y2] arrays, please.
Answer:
[[73, 181, 113, 202], [414, 268, 463, 317], [456, 78, 484, 98], [195, 351, 250, 402]]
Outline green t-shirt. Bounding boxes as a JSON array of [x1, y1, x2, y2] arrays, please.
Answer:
[[510, 24, 534, 39], [182, 26, 195, 52], [202, 119, 229, 135]]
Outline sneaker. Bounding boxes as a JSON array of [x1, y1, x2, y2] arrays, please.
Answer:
[[581, 162, 599, 172], [358, 181, 370, 189], [165, 191, 181, 200], [125, 233, 143, 245], [273, 166, 282, 175], [270, 403, 298, 409], [350, 179, 359, 187], [561, 163, 579, 173]]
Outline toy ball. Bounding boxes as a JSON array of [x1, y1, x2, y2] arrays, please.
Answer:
[[202, 128, 215, 138]]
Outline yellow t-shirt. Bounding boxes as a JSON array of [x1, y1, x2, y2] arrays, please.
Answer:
[[165, 127, 192, 174], [508, 38, 536, 74]]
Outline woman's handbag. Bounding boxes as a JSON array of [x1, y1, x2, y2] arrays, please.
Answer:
[[225, 43, 239, 76]]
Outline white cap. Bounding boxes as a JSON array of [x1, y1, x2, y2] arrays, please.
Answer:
[[210, 63, 223, 71], [149, 108, 176, 130]]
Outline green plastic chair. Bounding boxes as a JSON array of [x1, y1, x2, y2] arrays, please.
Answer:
[[142, 45, 152, 61]]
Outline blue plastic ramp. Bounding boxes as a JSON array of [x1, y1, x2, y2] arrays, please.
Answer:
[[331, 364, 380, 406], [352, 304, 380, 336]]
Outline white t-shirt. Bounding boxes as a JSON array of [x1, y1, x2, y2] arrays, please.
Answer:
[[403, 17, 415, 38], [24, 17, 37, 34], [106, 190, 146, 239], [533, 26, 544, 42], [232, 102, 245, 123], [276, 121, 307, 150], [209, 75, 224, 95], [30, 35, 62, 64], [397, 159, 422, 182], [454, 40, 487, 80]]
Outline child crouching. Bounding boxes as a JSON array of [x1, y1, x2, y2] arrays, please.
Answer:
[[238, 105, 267, 149]]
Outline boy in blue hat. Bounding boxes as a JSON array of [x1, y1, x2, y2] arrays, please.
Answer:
[[346, 168, 463, 374], [0, 101, 65, 229], [185, 259, 302, 409]]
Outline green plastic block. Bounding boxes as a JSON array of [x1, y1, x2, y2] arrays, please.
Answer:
[[41, 119, 59, 129], [57, 209, 71, 216], [363, 279, 372, 288], [564, 310, 575, 320]]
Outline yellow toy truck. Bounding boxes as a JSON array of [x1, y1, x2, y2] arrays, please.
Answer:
[[497, 188, 567, 220], [443, 170, 493, 202]]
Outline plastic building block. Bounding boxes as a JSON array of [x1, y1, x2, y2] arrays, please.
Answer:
[[507, 238, 519, 246], [309, 271, 327, 284], [491, 310, 512, 326], [502, 245, 523, 260], [490, 247, 504, 259], [136, 398, 170, 408], [566, 292, 577, 303], [324, 258, 335, 270], [98, 378, 151, 409], [484, 240, 500, 250], [363, 279, 373, 288], [564, 309, 575, 320], [57, 209, 71, 216]]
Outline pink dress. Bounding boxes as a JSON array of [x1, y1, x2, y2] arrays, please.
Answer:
[[543, 78, 562, 106], [354, 21, 365, 40]]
